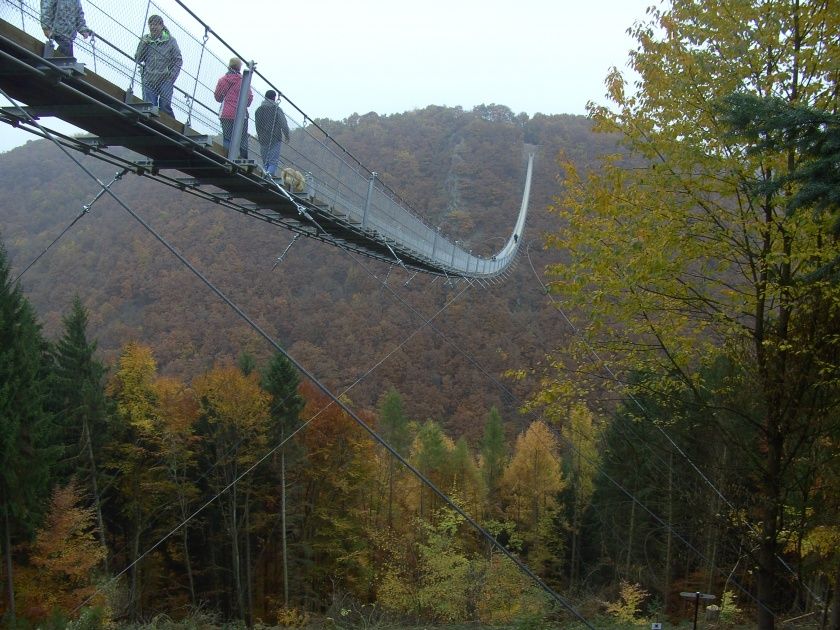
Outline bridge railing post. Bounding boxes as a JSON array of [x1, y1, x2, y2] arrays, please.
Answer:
[[228, 60, 254, 161], [362, 171, 377, 228], [127, 0, 153, 101], [186, 27, 210, 126]]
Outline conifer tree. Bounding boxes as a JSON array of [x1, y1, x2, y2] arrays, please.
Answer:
[[560, 403, 599, 587], [51, 296, 109, 567], [500, 421, 565, 570], [413, 421, 454, 519], [450, 437, 485, 518], [0, 242, 54, 621], [153, 375, 200, 606], [378, 388, 410, 527], [721, 94, 840, 234], [296, 381, 376, 604], [480, 406, 506, 511], [261, 352, 304, 608]]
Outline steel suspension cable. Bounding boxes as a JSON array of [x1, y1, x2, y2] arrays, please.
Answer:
[[13, 168, 127, 283]]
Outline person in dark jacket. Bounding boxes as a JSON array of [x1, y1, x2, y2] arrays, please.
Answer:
[[214, 58, 253, 159], [40, 0, 91, 58], [135, 14, 182, 117], [254, 90, 290, 177]]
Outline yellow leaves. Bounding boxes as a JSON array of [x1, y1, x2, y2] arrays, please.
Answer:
[[109, 341, 158, 433], [274, 607, 311, 627], [604, 67, 626, 107], [153, 375, 199, 438], [796, 525, 840, 559], [562, 403, 601, 511], [193, 363, 271, 439], [606, 580, 650, 625], [376, 567, 417, 617], [501, 421, 566, 530], [477, 555, 548, 624], [505, 368, 528, 382], [416, 540, 471, 623]]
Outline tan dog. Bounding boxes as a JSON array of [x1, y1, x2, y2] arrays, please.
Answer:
[[280, 167, 306, 193]]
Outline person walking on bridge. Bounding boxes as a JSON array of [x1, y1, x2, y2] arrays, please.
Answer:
[[135, 14, 182, 117], [215, 58, 253, 159], [255, 90, 290, 177], [40, 0, 92, 58]]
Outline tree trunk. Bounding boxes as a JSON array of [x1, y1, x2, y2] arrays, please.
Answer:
[[625, 494, 636, 577], [387, 458, 395, 529], [3, 501, 15, 622], [82, 419, 108, 571], [570, 505, 579, 587], [130, 521, 141, 619], [757, 539, 778, 630], [756, 426, 784, 630], [281, 448, 289, 608], [230, 481, 243, 617], [178, 468, 196, 606], [663, 452, 673, 611], [829, 563, 839, 630], [569, 447, 580, 587], [706, 446, 726, 595], [245, 488, 253, 625], [182, 524, 195, 606]]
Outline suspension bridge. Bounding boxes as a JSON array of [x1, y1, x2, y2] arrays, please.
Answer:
[[0, 0, 533, 280]]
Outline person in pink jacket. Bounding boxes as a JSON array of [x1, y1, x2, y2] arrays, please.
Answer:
[[214, 58, 253, 159]]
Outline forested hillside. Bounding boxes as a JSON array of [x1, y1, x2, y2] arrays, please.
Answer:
[[0, 107, 637, 626], [0, 106, 609, 441]]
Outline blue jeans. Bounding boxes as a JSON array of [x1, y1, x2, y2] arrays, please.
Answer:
[[261, 141, 282, 176], [142, 79, 174, 116], [221, 118, 249, 159]]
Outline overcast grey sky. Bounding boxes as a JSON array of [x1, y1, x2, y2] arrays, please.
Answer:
[[0, 0, 652, 153]]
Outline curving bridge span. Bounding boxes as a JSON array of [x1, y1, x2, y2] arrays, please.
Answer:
[[0, 0, 534, 280]]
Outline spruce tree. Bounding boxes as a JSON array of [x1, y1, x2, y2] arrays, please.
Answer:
[[379, 387, 410, 455], [0, 242, 55, 621], [379, 388, 410, 528], [721, 94, 840, 229], [261, 352, 305, 607], [51, 296, 110, 566], [480, 406, 506, 509]]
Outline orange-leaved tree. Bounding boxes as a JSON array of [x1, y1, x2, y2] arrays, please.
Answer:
[[26, 479, 107, 619]]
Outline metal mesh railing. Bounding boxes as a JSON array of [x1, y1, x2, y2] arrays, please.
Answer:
[[0, 0, 524, 277]]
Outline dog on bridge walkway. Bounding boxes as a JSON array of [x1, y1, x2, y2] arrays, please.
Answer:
[[279, 167, 306, 193]]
